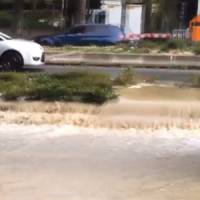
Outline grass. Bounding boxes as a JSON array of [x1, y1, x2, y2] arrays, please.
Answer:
[[46, 44, 151, 54], [113, 68, 136, 86], [0, 69, 158, 103], [138, 39, 190, 52], [0, 72, 115, 104], [113, 67, 157, 86], [45, 39, 193, 55], [192, 43, 200, 55], [191, 75, 200, 88], [138, 40, 165, 49]]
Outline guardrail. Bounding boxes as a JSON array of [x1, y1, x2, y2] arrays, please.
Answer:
[[46, 53, 200, 68]]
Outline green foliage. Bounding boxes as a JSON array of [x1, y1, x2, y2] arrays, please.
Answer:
[[113, 68, 135, 86], [167, 39, 188, 49], [192, 43, 200, 55], [23, 17, 51, 30], [23, 11, 61, 30], [160, 39, 189, 52], [0, 72, 115, 104], [0, 11, 12, 28], [138, 40, 165, 49], [137, 39, 190, 53], [191, 76, 200, 88]]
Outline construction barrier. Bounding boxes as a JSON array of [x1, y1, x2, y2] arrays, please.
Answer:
[[126, 33, 172, 41]]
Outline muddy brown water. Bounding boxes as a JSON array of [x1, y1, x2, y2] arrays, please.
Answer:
[[0, 85, 200, 200], [0, 125, 200, 200], [0, 85, 199, 129]]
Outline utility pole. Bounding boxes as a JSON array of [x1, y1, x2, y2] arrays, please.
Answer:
[[121, 0, 126, 33], [62, 0, 68, 30]]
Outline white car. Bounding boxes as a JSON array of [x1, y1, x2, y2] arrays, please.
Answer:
[[0, 32, 45, 71]]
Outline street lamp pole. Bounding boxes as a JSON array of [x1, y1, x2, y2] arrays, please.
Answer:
[[121, 0, 126, 33], [62, 0, 68, 31]]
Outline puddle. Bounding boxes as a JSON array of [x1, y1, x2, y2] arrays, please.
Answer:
[[119, 85, 200, 101]]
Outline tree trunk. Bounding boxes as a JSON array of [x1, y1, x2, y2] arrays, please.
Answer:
[[32, 0, 39, 14], [160, 0, 179, 31], [67, 0, 87, 27], [144, 0, 152, 32], [74, 0, 87, 25], [12, 0, 23, 35]]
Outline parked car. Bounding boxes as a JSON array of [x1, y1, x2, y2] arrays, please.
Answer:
[[0, 32, 45, 71], [34, 24, 125, 46]]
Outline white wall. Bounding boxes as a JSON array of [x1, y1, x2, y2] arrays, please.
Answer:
[[101, 1, 143, 34], [106, 5, 121, 27], [126, 5, 143, 34], [101, 1, 121, 27]]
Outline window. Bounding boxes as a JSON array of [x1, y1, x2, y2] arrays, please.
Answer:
[[0, 33, 12, 40], [69, 26, 86, 34], [95, 11, 106, 24]]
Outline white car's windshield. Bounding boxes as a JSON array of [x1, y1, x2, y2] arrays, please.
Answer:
[[0, 32, 12, 40]]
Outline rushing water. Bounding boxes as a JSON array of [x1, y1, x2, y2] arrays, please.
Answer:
[[0, 124, 200, 200], [0, 98, 199, 129]]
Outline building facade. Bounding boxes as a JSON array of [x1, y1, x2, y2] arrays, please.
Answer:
[[88, 0, 146, 35]]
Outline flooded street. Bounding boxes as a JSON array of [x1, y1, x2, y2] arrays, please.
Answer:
[[0, 85, 200, 200], [2, 0, 200, 199], [0, 125, 200, 200]]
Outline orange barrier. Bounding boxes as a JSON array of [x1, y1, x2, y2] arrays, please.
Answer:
[[190, 15, 200, 42]]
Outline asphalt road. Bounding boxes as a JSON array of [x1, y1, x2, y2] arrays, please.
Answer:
[[24, 64, 200, 83], [0, 124, 200, 200]]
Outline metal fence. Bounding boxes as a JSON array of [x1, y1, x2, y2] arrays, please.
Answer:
[[172, 29, 190, 40]]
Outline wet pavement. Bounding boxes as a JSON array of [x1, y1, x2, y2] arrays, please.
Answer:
[[24, 65, 200, 83]]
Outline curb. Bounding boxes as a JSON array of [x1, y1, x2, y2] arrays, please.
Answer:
[[46, 53, 200, 69]]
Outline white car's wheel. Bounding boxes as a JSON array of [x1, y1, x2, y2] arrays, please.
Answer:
[[1, 51, 23, 72]]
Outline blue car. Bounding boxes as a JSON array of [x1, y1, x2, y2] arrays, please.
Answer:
[[34, 24, 125, 46]]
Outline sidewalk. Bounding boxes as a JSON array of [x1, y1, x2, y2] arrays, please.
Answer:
[[46, 52, 200, 69]]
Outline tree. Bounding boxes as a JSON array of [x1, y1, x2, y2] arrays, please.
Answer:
[[67, 0, 87, 26], [144, 0, 152, 32], [159, 0, 179, 31], [12, 0, 23, 35], [10, 0, 89, 34], [75, 0, 87, 24], [32, 0, 39, 14], [145, 0, 180, 32]]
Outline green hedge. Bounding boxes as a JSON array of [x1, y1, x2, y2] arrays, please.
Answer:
[[0, 10, 60, 30], [0, 72, 115, 103]]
